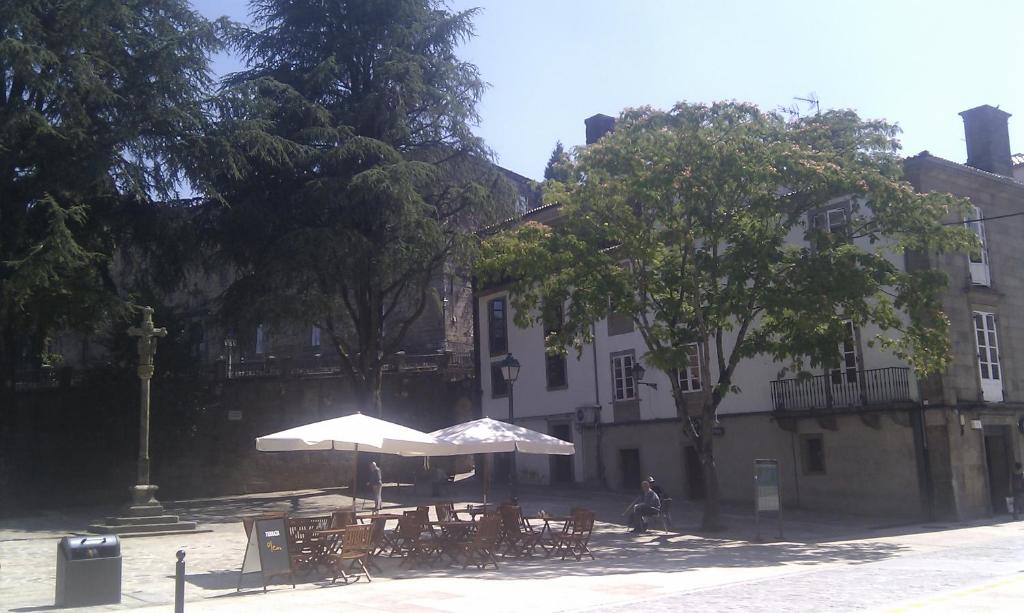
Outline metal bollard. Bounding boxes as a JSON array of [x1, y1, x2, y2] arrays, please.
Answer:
[[174, 549, 185, 613]]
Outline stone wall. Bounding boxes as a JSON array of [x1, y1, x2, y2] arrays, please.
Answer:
[[1, 371, 474, 513]]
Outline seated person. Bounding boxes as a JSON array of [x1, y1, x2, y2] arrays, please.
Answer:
[[647, 476, 665, 498], [628, 480, 661, 533]]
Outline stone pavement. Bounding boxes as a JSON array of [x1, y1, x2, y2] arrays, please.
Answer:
[[1, 482, 1020, 612]]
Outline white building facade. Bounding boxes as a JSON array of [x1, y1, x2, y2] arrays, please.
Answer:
[[473, 106, 1024, 521]]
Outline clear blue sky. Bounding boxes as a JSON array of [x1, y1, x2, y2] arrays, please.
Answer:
[[195, 0, 1024, 180]]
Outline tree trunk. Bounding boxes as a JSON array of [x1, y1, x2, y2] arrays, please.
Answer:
[[699, 399, 723, 531], [371, 369, 383, 418], [699, 437, 722, 531], [1, 319, 17, 396]]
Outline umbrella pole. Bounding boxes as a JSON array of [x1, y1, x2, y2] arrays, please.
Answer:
[[483, 453, 492, 504], [352, 443, 359, 512]]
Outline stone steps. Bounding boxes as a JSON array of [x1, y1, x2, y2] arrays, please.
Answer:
[[103, 514, 182, 526], [87, 526, 213, 538], [87, 520, 201, 536]]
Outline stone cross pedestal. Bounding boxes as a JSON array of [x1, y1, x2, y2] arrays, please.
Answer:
[[127, 306, 167, 515], [89, 307, 204, 536]]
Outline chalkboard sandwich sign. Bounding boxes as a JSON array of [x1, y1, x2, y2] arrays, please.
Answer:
[[237, 515, 294, 592]]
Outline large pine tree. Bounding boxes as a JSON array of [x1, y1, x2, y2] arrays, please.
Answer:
[[0, 1, 222, 392], [210, 0, 513, 415]]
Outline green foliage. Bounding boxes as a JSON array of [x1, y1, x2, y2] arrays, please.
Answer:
[[0, 1, 223, 387], [478, 101, 974, 527], [543, 141, 571, 182], [210, 0, 513, 409]]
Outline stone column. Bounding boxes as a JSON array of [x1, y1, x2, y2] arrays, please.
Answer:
[[127, 306, 167, 514]]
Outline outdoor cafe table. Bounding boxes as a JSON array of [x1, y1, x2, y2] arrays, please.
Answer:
[[523, 514, 572, 557], [427, 520, 477, 563], [454, 503, 495, 519], [309, 526, 348, 573], [355, 513, 403, 523]]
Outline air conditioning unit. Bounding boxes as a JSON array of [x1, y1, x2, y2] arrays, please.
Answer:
[[575, 405, 601, 425]]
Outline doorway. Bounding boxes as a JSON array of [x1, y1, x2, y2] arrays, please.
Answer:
[[549, 423, 574, 484], [685, 446, 706, 500], [619, 448, 641, 490], [984, 426, 1012, 514]]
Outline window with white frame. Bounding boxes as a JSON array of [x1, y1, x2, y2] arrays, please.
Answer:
[[813, 207, 848, 233], [611, 352, 636, 402], [964, 205, 991, 286], [829, 321, 859, 385], [973, 311, 1003, 402], [255, 324, 266, 355], [488, 297, 508, 355], [678, 343, 703, 392]]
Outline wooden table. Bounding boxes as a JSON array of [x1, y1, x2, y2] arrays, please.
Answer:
[[306, 527, 347, 574], [523, 515, 571, 557], [455, 504, 495, 519], [428, 520, 477, 563], [355, 513, 403, 523]]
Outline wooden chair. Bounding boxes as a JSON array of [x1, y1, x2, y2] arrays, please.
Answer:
[[448, 514, 500, 570], [435, 501, 458, 522], [366, 516, 389, 571], [499, 506, 542, 558], [650, 498, 673, 532], [331, 510, 357, 528], [392, 516, 432, 568], [326, 523, 373, 584], [552, 509, 595, 561], [286, 515, 333, 573]]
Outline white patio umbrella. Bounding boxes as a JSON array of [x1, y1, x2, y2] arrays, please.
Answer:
[[428, 417, 575, 503], [428, 417, 576, 455], [256, 412, 455, 510]]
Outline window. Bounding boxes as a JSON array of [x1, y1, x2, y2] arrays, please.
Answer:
[[973, 311, 1003, 402], [813, 207, 848, 233], [255, 324, 266, 355], [544, 303, 567, 388], [490, 362, 508, 398], [311, 325, 321, 348], [810, 205, 849, 249], [801, 435, 826, 474], [611, 352, 636, 402], [829, 321, 859, 385], [964, 205, 991, 286], [607, 261, 635, 336], [488, 297, 508, 355], [678, 343, 703, 392]]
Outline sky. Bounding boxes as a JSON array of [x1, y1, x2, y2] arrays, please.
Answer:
[[194, 0, 1024, 180]]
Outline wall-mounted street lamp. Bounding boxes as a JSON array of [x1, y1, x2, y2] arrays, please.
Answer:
[[631, 362, 657, 390]]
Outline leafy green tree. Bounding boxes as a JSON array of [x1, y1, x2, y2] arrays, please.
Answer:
[[543, 140, 571, 182], [478, 102, 975, 529], [0, 1, 222, 392], [210, 0, 513, 415]]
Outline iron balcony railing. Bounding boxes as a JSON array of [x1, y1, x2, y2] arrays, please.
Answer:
[[770, 366, 912, 412]]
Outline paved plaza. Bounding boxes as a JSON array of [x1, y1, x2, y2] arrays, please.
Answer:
[[2, 483, 1022, 612]]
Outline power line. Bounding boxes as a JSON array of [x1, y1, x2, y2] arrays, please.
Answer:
[[943, 211, 1024, 226]]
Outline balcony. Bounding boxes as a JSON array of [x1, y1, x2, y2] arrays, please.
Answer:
[[770, 367, 913, 412]]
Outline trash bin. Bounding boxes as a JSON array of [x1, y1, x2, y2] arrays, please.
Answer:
[[55, 535, 121, 607]]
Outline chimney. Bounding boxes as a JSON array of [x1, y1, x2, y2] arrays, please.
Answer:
[[584, 113, 616, 145], [960, 105, 1013, 176]]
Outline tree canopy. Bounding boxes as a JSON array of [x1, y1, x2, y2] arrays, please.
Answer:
[[477, 101, 975, 529], [209, 0, 514, 413], [0, 0, 222, 391]]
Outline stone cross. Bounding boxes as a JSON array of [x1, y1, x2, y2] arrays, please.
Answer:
[[128, 307, 167, 507]]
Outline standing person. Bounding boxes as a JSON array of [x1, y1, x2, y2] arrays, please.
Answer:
[[626, 480, 661, 533], [368, 460, 383, 512], [1012, 462, 1024, 521]]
